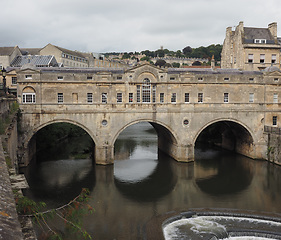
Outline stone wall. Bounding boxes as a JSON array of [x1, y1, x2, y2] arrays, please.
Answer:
[[0, 139, 24, 240], [266, 127, 281, 165]]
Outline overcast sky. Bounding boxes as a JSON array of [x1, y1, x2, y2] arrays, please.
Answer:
[[1, 0, 281, 53]]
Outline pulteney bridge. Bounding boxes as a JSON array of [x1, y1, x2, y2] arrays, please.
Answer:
[[16, 64, 281, 165]]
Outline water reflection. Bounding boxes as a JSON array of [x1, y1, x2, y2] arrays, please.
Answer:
[[22, 122, 281, 240]]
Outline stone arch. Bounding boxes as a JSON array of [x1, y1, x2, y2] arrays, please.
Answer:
[[193, 118, 255, 158], [112, 119, 178, 146], [24, 119, 97, 149]]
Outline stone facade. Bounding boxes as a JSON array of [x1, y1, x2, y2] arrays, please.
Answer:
[[221, 22, 281, 71], [15, 64, 281, 165]]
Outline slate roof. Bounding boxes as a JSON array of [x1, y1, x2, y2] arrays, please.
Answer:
[[0, 47, 17, 56], [20, 48, 42, 55], [54, 45, 87, 59], [10, 55, 59, 67], [243, 27, 275, 44]]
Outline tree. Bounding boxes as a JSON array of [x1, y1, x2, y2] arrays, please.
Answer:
[[172, 62, 180, 68], [155, 59, 166, 67], [182, 46, 192, 56], [155, 49, 165, 57]]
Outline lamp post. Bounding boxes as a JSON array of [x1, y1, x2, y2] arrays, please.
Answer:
[[2, 67, 7, 95]]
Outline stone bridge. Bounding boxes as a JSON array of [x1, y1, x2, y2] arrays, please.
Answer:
[[16, 64, 280, 165]]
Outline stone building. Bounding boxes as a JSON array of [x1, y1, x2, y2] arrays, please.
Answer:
[[0, 46, 22, 69], [221, 21, 281, 70]]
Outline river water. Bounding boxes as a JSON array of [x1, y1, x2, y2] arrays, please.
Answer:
[[22, 122, 281, 240]]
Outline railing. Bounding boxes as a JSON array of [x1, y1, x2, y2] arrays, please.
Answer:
[[264, 125, 281, 135]]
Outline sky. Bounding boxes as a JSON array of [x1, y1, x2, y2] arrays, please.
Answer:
[[1, 0, 281, 53]]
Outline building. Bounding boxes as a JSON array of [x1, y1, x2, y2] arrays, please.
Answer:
[[0, 46, 22, 69], [221, 22, 281, 70]]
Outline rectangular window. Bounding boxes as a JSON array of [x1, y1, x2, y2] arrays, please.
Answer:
[[185, 93, 190, 103], [198, 93, 203, 103], [87, 76, 93, 80], [249, 78, 254, 81], [274, 78, 279, 82], [260, 54, 265, 63], [117, 76, 122, 80], [12, 77, 17, 85], [129, 93, 133, 103], [25, 75, 32, 79], [272, 54, 277, 64], [224, 77, 229, 81], [117, 93, 122, 103], [249, 93, 254, 103], [137, 85, 140, 103], [171, 93, 176, 103], [160, 93, 164, 103], [170, 77, 175, 81], [198, 77, 203, 81], [57, 93, 63, 103], [248, 54, 253, 63], [224, 93, 229, 103], [22, 93, 36, 103], [102, 93, 107, 103], [57, 76, 63, 80], [273, 93, 278, 103], [273, 116, 277, 126], [152, 85, 156, 103], [87, 93, 93, 103]]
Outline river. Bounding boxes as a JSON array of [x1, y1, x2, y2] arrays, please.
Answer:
[[22, 122, 281, 240]]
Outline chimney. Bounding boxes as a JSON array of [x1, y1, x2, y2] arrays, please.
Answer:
[[268, 22, 277, 40]]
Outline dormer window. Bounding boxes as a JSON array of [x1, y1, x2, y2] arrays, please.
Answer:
[[255, 39, 266, 44]]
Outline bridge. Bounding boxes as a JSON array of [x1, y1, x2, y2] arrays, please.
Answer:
[[16, 64, 281, 165]]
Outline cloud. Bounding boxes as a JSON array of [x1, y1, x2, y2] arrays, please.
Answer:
[[1, 0, 281, 52]]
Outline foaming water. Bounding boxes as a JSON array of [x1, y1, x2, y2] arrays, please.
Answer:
[[163, 215, 281, 240]]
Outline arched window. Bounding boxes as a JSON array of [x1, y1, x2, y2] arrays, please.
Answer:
[[142, 78, 151, 102], [22, 87, 36, 104]]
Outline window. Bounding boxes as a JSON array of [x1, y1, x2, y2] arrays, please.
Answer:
[[185, 93, 190, 103], [87, 76, 93, 80], [272, 54, 277, 64], [22, 93, 36, 103], [117, 76, 122, 80], [102, 93, 107, 103], [224, 93, 229, 103], [274, 78, 279, 82], [273, 116, 277, 126], [57, 76, 63, 80], [198, 93, 203, 103], [57, 93, 63, 103], [12, 77, 17, 85], [171, 93, 176, 103], [117, 93, 122, 103], [87, 93, 93, 103], [25, 75, 32, 79], [170, 77, 175, 81], [249, 93, 254, 103], [152, 85, 156, 103], [248, 54, 253, 63], [198, 77, 203, 81], [273, 93, 278, 103], [255, 39, 266, 43], [160, 93, 164, 103], [129, 93, 133, 103], [260, 54, 265, 63], [249, 78, 254, 81], [142, 78, 151, 103], [224, 77, 229, 81], [137, 85, 140, 102]]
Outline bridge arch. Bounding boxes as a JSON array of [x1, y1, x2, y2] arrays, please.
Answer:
[[112, 119, 179, 161], [194, 118, 255, 158], [25, 119, 97, 148]]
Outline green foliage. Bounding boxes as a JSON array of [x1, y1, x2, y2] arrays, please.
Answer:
[[183, 44, 223, 62], [140, 56, 151, 62], [172, 62, 180, 68], [155, 59, 166, 67], [16, 188, 93, 240]]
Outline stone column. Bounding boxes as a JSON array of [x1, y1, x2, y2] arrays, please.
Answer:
[[95, 144, 114, 165]]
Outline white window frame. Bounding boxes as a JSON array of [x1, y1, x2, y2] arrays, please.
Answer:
[[273, 93, 278, 103], [102, 93, 107, 104], [117, 93, 122, 103], [129, 93, 133, 103], [185, 93, 190, 103], [272, 54, 277, 64], [171, 93, 176, 103], [160, 93, 164, 103], [249, 93, 254, 103], [260, 54, 265, 63], [198, 93, 203, 103], [248, 54, 253, 63], [25, 75, 32, 79], [22, 93, 36, 104]]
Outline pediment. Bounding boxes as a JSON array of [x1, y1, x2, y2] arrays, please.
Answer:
[[17, 66, 41, 74], [126, 63, 167, 74], [264, 70, 281, 77]]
